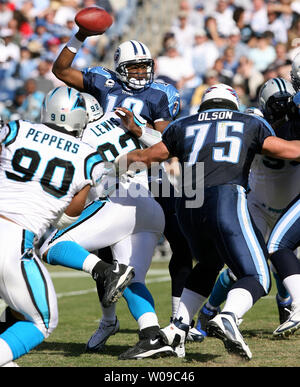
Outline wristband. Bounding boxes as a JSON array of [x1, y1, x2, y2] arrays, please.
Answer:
[[139, 126, 162, 147], [66, 35, 83, 54], [54, 213, 79, 229]]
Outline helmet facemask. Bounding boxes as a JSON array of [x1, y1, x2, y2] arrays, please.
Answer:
[[259, 78, 295, 123], [116, 59, 154, 89], [264, 93, 291, 122], [114, 40, 154, 90], [291, 72, 300, 93]]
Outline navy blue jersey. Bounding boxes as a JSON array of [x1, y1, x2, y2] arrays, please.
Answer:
[[162, 109, 275, 189], [82, 66, 180, 126]]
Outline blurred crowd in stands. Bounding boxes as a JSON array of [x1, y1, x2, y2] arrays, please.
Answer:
[[1, 0, 300, 121], [155, 0, 300, 115]]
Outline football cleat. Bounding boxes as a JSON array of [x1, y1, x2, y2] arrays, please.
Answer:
[[1, 361, 19, 367], [186, 319, 205, 342], [160, 317, 189, 358], [118, 335, 176, 360], [273, 303, 300, 338], [85, 317, 120, 352], [276, 294, 292, 324], [186, 327, 205, 342], [101, 261, 135, 308], [196, 304, 220, 336], [207, 312, 252, 360]]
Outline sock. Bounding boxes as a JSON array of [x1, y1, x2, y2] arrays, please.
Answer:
[[137, 312, 159, 331], [208, 269, 235, 308], [0, 321, 44, 364], [176, 288, 206, 325], [283, 274, 300, 305], [82, 254, 101, 275], [100, 304, 116, 324], [222, 288, 253, 319], [205, 301, 219, 311], [123, 282, 155, 321], [46, 241, 90, 270], [172, 296, 180, 319], [0, 338, 13, 365], [273, 272, 290, 300]]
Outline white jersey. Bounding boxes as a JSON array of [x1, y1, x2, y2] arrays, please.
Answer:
[[0, 120, 103, 238], [82, 111, 149, 200], [249, 154, 300, 210]]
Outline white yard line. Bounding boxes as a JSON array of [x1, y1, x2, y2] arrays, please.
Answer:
[[0, 268, 277, 314], [0, 272, 170, 312], [50, 268, 169, 278]]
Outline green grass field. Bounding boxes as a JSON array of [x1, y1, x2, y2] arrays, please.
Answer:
[[8, 260, 300, 368]]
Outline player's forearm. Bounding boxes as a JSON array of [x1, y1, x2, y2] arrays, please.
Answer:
[[115, 150, 147, 172], [52, 46, 75, 78], [52, 35, 85, 89]]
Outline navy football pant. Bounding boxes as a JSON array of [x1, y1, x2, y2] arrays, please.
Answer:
[[155, 188, 193, 298], [176, 184, 271, 304], [268, 193, 300, 281]]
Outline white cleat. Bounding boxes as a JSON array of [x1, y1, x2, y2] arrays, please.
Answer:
[[160, 317, 189, 358], [2, 361, 19, 367], [273, 303, 300, 338], [207, 312, 252, 360], [186, 326, 205, 343]]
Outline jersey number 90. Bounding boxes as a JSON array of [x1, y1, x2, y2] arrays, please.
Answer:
[[6, 147, 74, 198]]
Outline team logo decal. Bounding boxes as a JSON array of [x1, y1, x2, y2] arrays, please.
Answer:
[[104, 79, 115, 88]]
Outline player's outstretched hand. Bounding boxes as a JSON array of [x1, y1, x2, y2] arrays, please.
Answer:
[[114, 107, 143, 138], [75, 28, 103, 41]]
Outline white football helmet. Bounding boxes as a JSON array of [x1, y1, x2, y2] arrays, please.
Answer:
[[244, 107, 264, 117], [258, 78, 295, 122], [114, 40, 154, 89], [81, 93, 103, 123], [199, 83, 240, 111], [291, 52, 300, 92], [41, 86, 87, 137]]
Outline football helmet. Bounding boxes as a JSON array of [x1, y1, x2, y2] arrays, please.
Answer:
[[199, 83, 240, 111], [244, 107, 264, 117], [291, 52, 300, 92], [114, 40, 154, 90], [41, 86, 87, 137], [258, 78, 295, 122], [81, 92, 103, 123]]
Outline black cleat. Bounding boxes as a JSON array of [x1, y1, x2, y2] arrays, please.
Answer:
[[119, 336, 176, 360], [101, 261, 135, 308]]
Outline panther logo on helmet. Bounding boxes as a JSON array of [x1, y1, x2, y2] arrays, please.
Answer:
[[41, 86, 88, 137]]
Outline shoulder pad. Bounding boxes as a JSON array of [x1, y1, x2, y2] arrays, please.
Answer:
[[82, 66, 117, 80]]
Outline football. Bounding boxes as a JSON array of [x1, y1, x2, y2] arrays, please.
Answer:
[[75, 7, 113, 34]]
